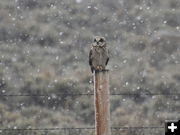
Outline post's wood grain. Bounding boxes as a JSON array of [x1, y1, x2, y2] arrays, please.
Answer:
[[94, 70, 111, 135]]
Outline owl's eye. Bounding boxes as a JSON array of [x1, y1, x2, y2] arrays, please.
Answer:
[[99, 38, 104, 42], [94, 39, 97, 42]]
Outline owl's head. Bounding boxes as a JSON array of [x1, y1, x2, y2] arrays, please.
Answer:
[[93, 36, 106, 47]]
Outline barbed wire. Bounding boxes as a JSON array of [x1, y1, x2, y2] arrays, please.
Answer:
[[0, 93, 179, 97], [0, 126, 164, 131], [0, 127, 94, 131], [110, 93, 180, 96], [0, 93, 93, 97]]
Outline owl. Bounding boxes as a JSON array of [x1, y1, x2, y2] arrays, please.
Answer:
[[89, 36, 110, 73]]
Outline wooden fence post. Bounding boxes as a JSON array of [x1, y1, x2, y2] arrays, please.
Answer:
[[94, 70, 111, 135]]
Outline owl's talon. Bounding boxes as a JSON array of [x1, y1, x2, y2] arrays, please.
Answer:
[[99, 66, 103, 70]]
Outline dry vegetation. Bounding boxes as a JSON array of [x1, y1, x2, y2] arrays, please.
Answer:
[[0, 0, 180, 134]]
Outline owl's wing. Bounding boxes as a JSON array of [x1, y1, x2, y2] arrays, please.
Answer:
[[89, 47, 94, 73], [89, 47, 93, 66], [105, 49, 110, 65], [106, 57, 109, 65]]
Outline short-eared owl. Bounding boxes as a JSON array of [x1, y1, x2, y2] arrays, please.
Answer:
[[89, 36, 109, 73]]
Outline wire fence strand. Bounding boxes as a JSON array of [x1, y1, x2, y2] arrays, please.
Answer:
[[0, 126, 164, 131], [0, 93, 179, 97]]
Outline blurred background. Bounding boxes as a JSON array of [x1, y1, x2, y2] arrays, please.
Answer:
[[0, 0, 180, 134]]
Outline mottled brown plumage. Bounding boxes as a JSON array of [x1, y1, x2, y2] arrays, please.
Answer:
[[89, 36, 109, 73]]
